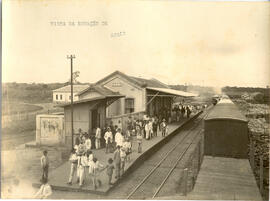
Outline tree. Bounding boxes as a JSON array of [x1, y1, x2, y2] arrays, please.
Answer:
[[68, 71, 80, 84]]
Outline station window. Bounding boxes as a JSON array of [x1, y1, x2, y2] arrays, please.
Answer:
[[112, 82, 122, 87], [60, 95, 62, 100], [56, 94, 58, 100], [125, 98, 135, 114]]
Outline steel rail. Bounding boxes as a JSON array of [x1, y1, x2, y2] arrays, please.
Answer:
[[126, 110, 209, 199], [152, 129, 203, 198]]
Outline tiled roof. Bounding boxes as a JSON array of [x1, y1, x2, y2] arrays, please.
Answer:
[[129, 76, 169, 88], [57, 94, 125, 107], [53, 84, 89, 93], [77, 84, 123, 96], [95, 70, 169, 89]]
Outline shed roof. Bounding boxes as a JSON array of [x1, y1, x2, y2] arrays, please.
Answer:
[[146, 87, 198, 97], [57, 94, 124, 107], [53, 84, 89, 93], [205, 99, 247, 122]]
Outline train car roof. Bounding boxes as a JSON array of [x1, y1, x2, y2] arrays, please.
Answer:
[[205, 99, 247, 122]]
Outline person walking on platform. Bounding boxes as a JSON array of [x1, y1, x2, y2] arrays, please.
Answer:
[[67, 149, 78, 185], [160, 119, 167, 137], [104, 127, 113, 154], [40, 150, 49, 182], [95, 127, 101, 149], [114, 146, 121, 180]]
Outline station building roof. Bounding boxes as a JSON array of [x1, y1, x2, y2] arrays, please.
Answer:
[[95, 70, 169, 89], [146, 87, 198, 97]]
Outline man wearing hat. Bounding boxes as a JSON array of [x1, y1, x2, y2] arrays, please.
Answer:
[[104, 127, 113, 154]]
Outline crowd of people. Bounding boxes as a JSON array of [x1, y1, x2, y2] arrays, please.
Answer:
[[39, 103, 205, 190], [172, 103, 198, 120], [64, 114, 172, 189]]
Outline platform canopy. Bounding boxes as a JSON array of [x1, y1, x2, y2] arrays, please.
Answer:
[[146, 87, 198, 97], [57, 94, 125, 108]]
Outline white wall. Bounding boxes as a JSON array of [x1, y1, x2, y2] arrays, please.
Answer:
[[100, 76, 145, 117], [53, 92, 79, 103]]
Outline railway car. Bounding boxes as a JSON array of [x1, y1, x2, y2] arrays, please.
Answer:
[[204, 98, 248, 158]]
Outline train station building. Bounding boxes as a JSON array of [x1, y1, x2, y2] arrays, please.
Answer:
[[39, 70, 197, 146], [76, 71, 197, 126]]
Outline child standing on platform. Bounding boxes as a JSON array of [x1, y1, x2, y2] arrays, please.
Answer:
[[67, 149, 78, 185], [105, 158, 114, 185], [40, 150, 49, 182], [160, 119, 167, 137], [89, 157, 103, 190], [123, 138, 132, 162], [136, 125, 143, 153], [120, 147, 126, 176]]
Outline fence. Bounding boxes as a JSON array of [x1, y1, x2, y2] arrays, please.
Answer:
[[249, 138, 267, 199], [2, 108, 64, 128]]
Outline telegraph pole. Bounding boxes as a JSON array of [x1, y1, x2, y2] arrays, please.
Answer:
[[67, 55, 75, 149]]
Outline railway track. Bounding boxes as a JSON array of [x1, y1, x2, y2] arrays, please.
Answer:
[[124, 109, 211, 199]]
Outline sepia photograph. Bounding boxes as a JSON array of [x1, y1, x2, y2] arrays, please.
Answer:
[[2, 0, 270, 200]]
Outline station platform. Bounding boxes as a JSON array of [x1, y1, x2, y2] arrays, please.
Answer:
[[156, 156, 262, 201], [32, 112, 202, 195]]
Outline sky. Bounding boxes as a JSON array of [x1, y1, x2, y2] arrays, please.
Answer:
[[2, 0, 270, 87]]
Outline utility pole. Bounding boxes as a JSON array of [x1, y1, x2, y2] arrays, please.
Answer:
[[67, 54, 75, 149]]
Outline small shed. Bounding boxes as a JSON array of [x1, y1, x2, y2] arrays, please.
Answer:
[[36, 114, 65, 146], [204, 99, 248, 158], [59, 94, 124, 146]]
